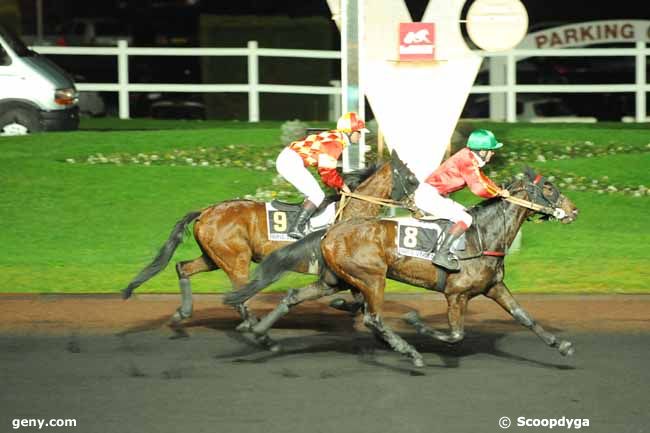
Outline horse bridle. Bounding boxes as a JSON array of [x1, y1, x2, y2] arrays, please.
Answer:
[[504, 175, 567, 220], [462, 176, 565, 260]]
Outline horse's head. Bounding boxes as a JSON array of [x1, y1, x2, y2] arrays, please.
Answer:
[[508, 167, 579, 224]]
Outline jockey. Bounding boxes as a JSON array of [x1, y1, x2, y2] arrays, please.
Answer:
[[276, 111, 370, 239], [414, 129, 510, 271]]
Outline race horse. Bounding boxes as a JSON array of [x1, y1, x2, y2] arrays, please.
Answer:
[[121, 151, 418, 340], [224, 168, 579, 367]]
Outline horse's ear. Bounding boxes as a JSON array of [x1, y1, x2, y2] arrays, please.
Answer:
[[523, 166, 536, 181]]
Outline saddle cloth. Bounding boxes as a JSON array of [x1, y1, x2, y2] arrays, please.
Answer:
[[265, 201, 336, 242], [393, 217, 466, 261]]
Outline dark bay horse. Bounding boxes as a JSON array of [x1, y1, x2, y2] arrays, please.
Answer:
[[121, 151, 417, 336], [224, 169, 579, 366]]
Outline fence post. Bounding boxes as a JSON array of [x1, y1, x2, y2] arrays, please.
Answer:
[[329, 80, 342, 121], [247, 40, 260, 122], [635, 41, 647, 123], [117, 39, 130, 119], [506, 52, 516, 123]]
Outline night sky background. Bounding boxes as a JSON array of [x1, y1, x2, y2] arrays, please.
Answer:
[[18, 0, 650, 39], [12, 0, 648, 120]]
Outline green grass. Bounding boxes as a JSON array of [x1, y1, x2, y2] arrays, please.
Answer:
[[0, 119, 648, 294], [532, 153, 650, 187]]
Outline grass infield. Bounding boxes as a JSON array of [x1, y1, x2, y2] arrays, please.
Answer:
[[0, 118, 648, 294]]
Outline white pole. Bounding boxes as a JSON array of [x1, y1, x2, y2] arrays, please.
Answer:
[[341, 0, 349, 115], [247, 40, 260, 122], [117, 39, 130, 119], [357, 0, 366, 167], [506, 52, 516, 123], [635, 41, 647, 123], [329, 80, 342, 121], [341, 0, 351, 172]]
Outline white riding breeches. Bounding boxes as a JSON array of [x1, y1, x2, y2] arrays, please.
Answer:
[[276, 147, 326, 206], [413, 182, 473, 227]]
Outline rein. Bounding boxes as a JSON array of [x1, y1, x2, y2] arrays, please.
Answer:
[[334, 191, 416, 222], [460, 178, 565, 260], [505, 196, 554, 215], [504, 187, 567, 220]]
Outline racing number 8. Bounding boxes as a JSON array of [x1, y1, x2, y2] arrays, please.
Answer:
[[273, 211, 288, 232], [403, 227, 418, 248]]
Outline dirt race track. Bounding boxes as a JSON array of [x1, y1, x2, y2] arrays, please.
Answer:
[[1, 293, 649, 433]]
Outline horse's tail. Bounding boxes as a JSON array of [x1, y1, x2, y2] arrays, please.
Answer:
[[222, 229, 326, 305], [121, 211, 202, 299]]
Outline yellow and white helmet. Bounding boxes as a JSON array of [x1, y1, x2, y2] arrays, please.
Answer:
[[336, 112, 370, 134]]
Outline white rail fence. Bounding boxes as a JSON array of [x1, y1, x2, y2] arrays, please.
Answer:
[[32, 40, 649, 122]]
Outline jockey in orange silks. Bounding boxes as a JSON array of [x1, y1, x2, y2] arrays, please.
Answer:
[[276, 111, 370, 239]]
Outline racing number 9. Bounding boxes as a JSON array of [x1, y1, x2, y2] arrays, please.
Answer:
[[273, 211, 288, 232]]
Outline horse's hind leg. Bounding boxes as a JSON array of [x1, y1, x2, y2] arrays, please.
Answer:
[[169, 255, 217, 334], [329, 288, 365, 315], [485, 282, 574, 356], [250, 281, 339, 337], [403, 293, 468, 344]]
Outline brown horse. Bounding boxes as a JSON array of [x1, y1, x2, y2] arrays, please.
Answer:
[[121, 151, 418, 340], [223, 169, 579, 366]]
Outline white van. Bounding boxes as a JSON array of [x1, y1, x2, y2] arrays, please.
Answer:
[[0, 26, 79, 135]]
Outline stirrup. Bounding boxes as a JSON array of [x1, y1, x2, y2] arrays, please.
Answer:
[[432, 253, 460, 271], [288, 228, 305, 239]]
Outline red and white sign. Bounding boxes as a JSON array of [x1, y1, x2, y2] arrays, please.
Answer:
[[398, 22, 435, 61]]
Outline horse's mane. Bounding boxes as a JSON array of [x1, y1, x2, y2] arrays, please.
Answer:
[[342, 163, 383, 191]]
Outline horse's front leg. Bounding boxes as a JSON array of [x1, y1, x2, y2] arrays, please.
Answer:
[[485, 282, 574, 356], [403, 293, 467, 344], [250, 281, 339, 337]]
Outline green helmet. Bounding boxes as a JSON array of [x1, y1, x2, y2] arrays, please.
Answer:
[[467, 129, 503, 151]]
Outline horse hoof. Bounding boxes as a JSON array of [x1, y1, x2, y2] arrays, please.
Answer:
[[167, 319, 190, 340], [171, 309, 192, 323], [236, 320, 253, 333], [255, 335, 281, 352], [330, 298, 346, 308], [402, 311, 421, 326], [330, 298, 362, 314], [558, 340, 574, 356], [412, 357, 425, 368]]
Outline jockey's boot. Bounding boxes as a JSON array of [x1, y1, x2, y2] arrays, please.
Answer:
[[432, 221, 468, 271], [288, 200, 317, 239]]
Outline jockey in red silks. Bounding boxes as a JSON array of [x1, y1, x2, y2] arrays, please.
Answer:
[[276, 111, 370, 239], [414, 129, 510, 271]]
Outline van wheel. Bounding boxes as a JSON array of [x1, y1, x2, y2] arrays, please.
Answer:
[[0, 107, 42, 135]]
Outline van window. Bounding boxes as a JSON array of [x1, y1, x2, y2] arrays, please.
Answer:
[[0, 45, 10, 65], [0, 27, 33, 58]]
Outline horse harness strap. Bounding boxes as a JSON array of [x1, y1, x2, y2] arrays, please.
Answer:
[[457, 215, 507, 261]]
